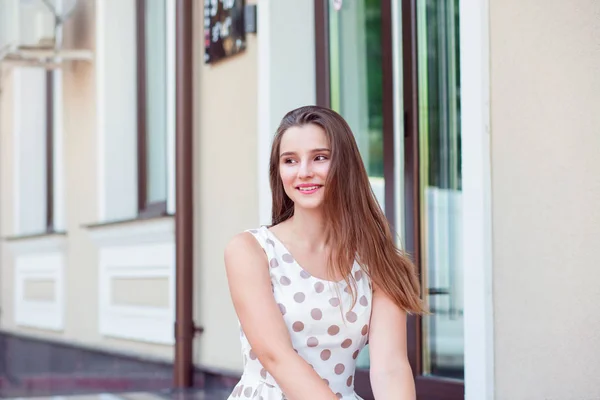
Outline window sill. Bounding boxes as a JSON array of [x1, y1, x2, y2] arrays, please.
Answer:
[[82, 212, 173, 230], [3, 230, 67, 255], [83, 214, 175, 248], [4, 230, 67, 242]]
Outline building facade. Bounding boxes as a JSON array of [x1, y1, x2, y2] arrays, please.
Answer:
[[1, 0, 599, 399]]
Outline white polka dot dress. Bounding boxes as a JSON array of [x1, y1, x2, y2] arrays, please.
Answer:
[[227, 226, 372, 400]]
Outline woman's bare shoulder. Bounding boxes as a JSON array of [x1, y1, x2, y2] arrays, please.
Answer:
[[224, 231, 268, 273]]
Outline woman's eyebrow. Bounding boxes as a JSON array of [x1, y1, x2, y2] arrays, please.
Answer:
[[280, 148, 331, 158]]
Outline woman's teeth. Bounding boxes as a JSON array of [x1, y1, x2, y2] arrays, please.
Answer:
[[298, 186, 320, 191]]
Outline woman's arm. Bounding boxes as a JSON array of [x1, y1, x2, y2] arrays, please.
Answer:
[[225, 232, 338, 400], [368, 286, 416, 399]]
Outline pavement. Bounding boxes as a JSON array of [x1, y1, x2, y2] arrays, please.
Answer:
[[1, 389, 234, 400]]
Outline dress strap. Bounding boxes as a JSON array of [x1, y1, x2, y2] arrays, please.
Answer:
[[245, 226, 277, 262]]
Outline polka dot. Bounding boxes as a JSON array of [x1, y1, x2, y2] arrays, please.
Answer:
[[352, 350, 360, 359], [311, 308, 323, 320], [346, 311, 357, 323], [282, 253, 294, 263], [360, 295, 369, 306], [323, 379, 329, 386], [269, 258, 279, 268], [278, 303, 286, 315], [355, 270, 363, 281], [249, 349, 257, 360], [334, 363, 345, 375], [260, 368, 267, 379], [294, 292, 306, 303], [266, 238, 275, 246], [329, 297, 340, 307], [336, 394, 342, 399], [320, 349, 331, 360], [244, 386, 252, 397], [249, 229, 258, 234], [314, 282, 325, 293], [307, 337, 319, 347], [341, 338, 352, 348], [346, 375, 353, 387], [328, 325, 340, 335], [300, 270, 311, 279], [292, 321, 304, 332], [280, 276, 291, 285], [344, 285, 352, 294], [361, 324, 369, 335]]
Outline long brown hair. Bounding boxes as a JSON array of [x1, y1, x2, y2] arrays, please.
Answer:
[[269, 105, 426, 314]]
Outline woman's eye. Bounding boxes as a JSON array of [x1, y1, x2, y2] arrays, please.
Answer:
[[315, 155, 328, 161], [284, 158, 296, 164]]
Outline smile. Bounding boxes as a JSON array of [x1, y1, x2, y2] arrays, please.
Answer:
[[296, 185, 323, 194]]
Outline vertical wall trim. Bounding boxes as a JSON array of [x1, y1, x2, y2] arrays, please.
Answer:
[[460, 0, 495, 398], [95, 0, 106, 221]]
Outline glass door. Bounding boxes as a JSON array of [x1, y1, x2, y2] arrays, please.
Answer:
[[404, 0, 464, 398], [417, 0, 464, 381], [316, 0, 396, 396], [315, 0, 464, 398]]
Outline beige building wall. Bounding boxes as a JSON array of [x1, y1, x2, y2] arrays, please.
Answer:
[[193, 1, 259, 373], [192, 0, 318, 374], [490, 0, 600, 398]]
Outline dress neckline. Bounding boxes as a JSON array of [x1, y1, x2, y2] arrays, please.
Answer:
[[261, 226, 352, 285]]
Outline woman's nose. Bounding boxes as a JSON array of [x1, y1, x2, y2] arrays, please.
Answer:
[[298, 161, 314, 178]]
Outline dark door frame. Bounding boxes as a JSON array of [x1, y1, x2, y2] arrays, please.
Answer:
[[314, 0, 464, 398]]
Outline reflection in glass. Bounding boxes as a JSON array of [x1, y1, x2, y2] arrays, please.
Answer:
[[328, 0, 383, 369], [145, 0, 168, 204], [417, 0, 464, 380], [328, 0, 384, 211]]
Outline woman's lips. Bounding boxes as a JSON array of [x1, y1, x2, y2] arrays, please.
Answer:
[[296, 185, 323, 195]]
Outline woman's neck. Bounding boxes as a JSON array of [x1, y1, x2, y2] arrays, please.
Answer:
[[286, 209, 327, 251]]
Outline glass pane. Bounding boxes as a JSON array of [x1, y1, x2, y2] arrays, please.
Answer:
[[145, 0, 168, 204], [328, 0, 384, 369], [417, 0, 464, 380], [16, 67, 48, 235], [329, 0, 385, 211]]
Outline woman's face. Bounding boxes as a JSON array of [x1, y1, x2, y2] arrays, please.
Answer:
[[278, 124, 331, 211]]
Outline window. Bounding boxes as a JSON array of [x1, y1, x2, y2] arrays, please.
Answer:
[[12, 68, 62, 236], [96, 0, 174, 222], [136, 0, 169, 217]]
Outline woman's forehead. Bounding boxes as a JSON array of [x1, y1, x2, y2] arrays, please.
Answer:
[[280, 125, 329, 152]]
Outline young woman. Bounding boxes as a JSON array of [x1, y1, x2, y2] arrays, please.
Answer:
[[224, 106, 426, 399]]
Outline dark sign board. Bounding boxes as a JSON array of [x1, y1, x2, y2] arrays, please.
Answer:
[[204, 0, 247, 64]]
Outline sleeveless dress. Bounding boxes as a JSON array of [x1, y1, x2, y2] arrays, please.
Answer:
[[227, 226, 373, 400]]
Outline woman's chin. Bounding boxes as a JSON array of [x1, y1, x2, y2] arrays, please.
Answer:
[[291, 198, 325, 211]]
